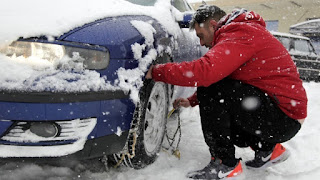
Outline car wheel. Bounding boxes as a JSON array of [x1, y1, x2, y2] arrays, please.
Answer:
[[110, 80, 168, 169]]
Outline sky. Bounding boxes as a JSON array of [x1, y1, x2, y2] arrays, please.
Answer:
[[0, 0, 319, 179]]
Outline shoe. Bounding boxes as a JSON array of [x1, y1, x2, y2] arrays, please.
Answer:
[[246, 143, 290, 169], [187, 157, 243, 179]]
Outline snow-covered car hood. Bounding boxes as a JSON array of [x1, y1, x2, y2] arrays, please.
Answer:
[[0, 0, 188, 102], [0, 0, 181, 46]]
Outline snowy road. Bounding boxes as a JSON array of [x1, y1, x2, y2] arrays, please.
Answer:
[[0, 82, 319, 180]]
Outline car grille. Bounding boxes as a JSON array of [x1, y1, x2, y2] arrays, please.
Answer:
[[1, 118, 97, 143]]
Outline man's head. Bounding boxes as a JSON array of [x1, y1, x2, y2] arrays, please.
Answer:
[[190, 5, 226, 48]]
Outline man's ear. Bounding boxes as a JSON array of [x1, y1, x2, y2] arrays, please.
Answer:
[[209, 19, 217, 27]]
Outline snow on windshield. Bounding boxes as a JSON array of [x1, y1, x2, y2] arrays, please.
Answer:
[[0, 0, 183, 103]]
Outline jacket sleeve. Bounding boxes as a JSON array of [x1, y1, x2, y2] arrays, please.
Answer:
[[187, 91, 199, 107], [152, 28, 257, 87]]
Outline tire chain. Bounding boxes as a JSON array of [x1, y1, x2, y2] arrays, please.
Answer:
[[112, 103, 141, 168], [163, 109, 182, 159]]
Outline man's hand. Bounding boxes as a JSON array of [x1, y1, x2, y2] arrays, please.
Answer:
[[168, 97, 191, 118], [146, 65, 154, 79], [173, 98, 191, 109]]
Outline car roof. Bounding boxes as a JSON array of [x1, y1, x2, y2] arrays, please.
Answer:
[[290, 19, 320, 28], [270, 31, 310, 40]]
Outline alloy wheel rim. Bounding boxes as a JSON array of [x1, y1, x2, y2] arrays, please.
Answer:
[[143, 82, 167, 156]]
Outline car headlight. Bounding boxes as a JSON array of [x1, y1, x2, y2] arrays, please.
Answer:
[[0, 41, 110, 70]]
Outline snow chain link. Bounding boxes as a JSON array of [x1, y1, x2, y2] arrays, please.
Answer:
[[113, 131, 137, 168], [163, 109, 182, 159], [113, 102, 142, 168], [113, 102, 182, 168]]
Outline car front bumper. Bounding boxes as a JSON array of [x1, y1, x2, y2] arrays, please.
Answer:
[[0, 90, 135, 159], [0, 130, 129, 163]]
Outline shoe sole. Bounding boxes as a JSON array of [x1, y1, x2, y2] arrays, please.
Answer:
[[246, 149, 290, 170]]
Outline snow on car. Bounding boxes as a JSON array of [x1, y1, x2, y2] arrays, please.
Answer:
[[0, 0, 203, 169]]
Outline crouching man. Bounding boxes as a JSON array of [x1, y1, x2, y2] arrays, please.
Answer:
[[146, 5, 307, 179]]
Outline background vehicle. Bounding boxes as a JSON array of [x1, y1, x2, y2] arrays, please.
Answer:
[[272, 31, 320, 82], [0, 0, 203, 169], [289, 19, 320, 54]]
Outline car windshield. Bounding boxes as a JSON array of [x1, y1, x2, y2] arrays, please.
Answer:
[[125, 0, 157, 6]]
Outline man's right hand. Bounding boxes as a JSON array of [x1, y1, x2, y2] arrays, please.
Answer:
[[173, 98, 191, 109]]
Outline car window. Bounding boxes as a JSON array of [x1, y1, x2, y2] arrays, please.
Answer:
[[125, 0, 156, 6], [277, 37, 290, 50], [312, 40, 320, 54], [294, 39, 312, 54], [172, 0, 192, 12]]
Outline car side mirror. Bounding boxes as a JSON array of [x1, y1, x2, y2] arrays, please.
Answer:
[[178, 13, 193, 28]]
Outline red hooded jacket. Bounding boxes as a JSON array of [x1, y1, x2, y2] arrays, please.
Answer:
[[152, 10, 307, 120]]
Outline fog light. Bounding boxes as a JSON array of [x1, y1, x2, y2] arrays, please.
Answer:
[[30, 122, 59, 138]]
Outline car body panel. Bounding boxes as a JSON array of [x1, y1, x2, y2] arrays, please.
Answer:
[[0, 98, 134, 133], [61, 16, 145, 59], [0, 120, 13, 137]]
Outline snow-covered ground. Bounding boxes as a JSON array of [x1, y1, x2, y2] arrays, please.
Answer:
[[0, 82, 318, 180]]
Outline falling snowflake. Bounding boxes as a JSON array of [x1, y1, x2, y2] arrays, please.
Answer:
[[184, 71, 194, 78], [241, 96, 260, 111], [291, 100, 297, 107]]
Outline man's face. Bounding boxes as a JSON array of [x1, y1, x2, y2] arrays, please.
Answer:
[[194, 20, 217, 48]]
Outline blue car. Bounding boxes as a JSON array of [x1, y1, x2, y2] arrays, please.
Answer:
[[0, 0, 203, 169]]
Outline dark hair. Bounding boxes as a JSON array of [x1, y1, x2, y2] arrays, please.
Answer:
[[190, 5, 226, 29]]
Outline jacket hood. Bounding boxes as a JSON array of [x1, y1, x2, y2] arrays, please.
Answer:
[[216, 9, 266, 30]]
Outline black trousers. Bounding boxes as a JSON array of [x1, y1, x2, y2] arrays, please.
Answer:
[[197, 78, 301, 166]]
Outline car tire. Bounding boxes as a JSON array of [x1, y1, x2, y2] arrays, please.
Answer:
[[109, 80, 168, 169], [132, 80, 168, 168], [108, 54, 171, 169]]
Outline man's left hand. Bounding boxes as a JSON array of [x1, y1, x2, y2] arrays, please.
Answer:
[[146, 65, 154, 79]]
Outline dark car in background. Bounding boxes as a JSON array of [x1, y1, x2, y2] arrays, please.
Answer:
[[0, 0, 203, 169], [272, 31, 320, 82]]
